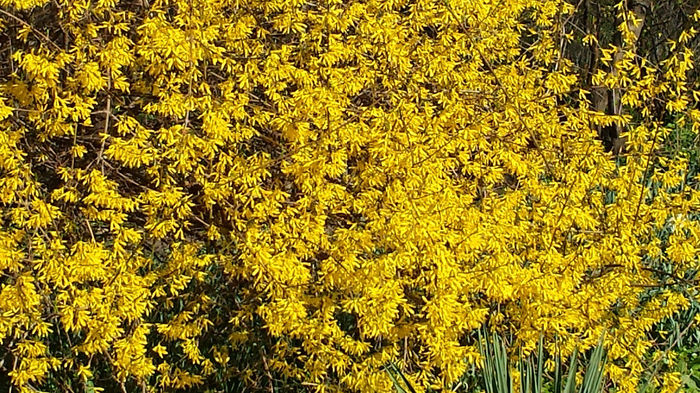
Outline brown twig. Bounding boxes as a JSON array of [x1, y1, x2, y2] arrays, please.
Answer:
[[0, 9, 62, 51]]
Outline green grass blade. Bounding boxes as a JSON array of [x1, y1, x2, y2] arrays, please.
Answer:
[[563, 347, 578, 393], [580, 334, 606, 393], [393, 363, 418, 393], [536, 335, 544, 393], [554, 348, 562, 393]]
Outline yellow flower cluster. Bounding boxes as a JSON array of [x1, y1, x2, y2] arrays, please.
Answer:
[[0, 0, 699, 392]]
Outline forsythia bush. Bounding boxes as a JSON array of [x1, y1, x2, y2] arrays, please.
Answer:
[[0, 0, 699, 392]]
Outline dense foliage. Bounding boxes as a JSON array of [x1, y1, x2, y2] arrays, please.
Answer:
[[0, 0, 699, 392]]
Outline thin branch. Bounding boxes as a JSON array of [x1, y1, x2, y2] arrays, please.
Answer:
[[0, 9, 62, 51]]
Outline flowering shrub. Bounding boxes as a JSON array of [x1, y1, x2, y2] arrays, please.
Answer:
[[0, 0, 699, 392]]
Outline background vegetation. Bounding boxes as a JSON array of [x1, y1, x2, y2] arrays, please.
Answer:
[[0, 0, 699, 392]]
